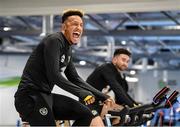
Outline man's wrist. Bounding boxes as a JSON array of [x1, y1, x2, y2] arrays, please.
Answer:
[[84, 95, 93, 101]]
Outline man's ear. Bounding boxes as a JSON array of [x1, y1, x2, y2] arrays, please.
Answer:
[[112, 57, 117, 64], [61, 24, 66, 31]]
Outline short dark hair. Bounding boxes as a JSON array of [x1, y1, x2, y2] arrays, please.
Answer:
[[62, 9, 84, 23], [113, 48, 131, 57]]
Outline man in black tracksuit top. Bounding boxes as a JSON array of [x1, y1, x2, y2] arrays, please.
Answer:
[[14, 9, 109, 126], [87, 48, 138, 108]]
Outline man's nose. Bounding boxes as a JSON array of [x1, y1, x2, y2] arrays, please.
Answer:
[[124, 63, 128, 68], [77, 24, 83, 29]]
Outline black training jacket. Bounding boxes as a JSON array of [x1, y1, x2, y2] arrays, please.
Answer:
[[87, 63, 137, 107], [15, 32, 108, 101]]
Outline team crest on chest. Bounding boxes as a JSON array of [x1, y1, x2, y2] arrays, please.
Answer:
[[61, 55, 65, 63]]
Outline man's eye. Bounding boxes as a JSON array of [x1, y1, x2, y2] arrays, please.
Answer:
[[80, 23, 83, 27], [122, 58, 126, 61]]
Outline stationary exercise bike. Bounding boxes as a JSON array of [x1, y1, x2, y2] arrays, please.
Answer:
[[104, 86, 179, 126]]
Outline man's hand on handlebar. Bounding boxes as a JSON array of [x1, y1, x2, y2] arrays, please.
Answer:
[[103, 97, 115, 107]]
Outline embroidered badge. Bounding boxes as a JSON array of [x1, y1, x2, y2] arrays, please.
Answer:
[[39, 107, 48, 116], [61, 55, 65, 63], [91, 110, 98, 116]]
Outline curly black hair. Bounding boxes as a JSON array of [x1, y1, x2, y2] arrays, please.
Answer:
[[62, 9, 84, 23], [113, 48, 131, 57]]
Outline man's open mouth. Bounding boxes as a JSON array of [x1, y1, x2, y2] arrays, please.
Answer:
[[73, 32, 80, 38]]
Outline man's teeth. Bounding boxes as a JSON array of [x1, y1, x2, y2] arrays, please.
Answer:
[[73, 32, 80, 38]]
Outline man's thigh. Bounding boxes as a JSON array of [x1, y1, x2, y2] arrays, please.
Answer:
[[15, 91, 56, 126], [52, 94, 93, 120]]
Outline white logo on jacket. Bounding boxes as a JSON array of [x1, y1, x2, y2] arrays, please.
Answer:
[[61, 55, 65, 63], [39, 107, 48, 116]]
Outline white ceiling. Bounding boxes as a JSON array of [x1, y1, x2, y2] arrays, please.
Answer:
[[1, 0, 180, 16], [0, 0, 180, 70]]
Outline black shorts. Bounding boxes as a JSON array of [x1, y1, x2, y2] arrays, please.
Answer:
[[15, 90, 55, 126], [15, 89, 96, 126]]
